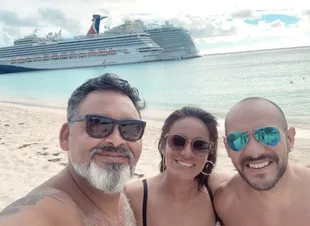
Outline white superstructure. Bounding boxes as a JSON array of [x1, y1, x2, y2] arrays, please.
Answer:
[[0, 15, 200, 74], [145, 21, 200, 60]]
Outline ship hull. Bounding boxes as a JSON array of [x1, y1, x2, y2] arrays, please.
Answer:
[[0, 52, 160, 74], [0, 65, 45, 74]]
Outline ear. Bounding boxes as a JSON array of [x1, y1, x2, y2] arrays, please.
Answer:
[[223, 136, 232, 158], [287, 127, 296, 152], [59, 122, 70, 152]]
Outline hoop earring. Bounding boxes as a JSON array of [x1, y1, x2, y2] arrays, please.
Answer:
[[200, 160, 215, 176], [162, 154, 167, 171]]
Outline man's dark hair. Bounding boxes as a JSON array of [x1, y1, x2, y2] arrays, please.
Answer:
[[67, 73, 146, 123]]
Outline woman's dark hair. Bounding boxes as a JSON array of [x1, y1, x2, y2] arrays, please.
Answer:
[[158, 106, 219, 187]]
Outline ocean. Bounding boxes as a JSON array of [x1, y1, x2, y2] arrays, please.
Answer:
[[0, 47, 309, 129]]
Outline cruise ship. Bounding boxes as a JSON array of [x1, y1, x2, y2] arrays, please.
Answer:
[[0, 15, 200, 74], [145, 21, 200, 60]]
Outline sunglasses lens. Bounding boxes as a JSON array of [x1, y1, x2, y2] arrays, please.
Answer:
[[119, 121, 145, 141], [254, 127, 280, 146], [169, 134, 186, 151], [86, 115, 114, 138], [227, 132, 249, 151], [192, 140, 211, 155]]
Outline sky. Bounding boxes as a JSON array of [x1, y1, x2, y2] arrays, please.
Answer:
[[1, 0, 310, 54]]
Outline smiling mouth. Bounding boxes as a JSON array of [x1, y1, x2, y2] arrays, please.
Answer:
[[175, 160, 195, 167], [246, 161, 272, 169]]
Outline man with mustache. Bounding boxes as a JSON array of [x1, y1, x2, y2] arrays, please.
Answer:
[[0, 73, 146, 226], [213, 97, 310, 226]]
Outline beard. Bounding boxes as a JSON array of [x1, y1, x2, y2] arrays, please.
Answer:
[[69, 145, 135, 194], [236, 153, 287, 191]]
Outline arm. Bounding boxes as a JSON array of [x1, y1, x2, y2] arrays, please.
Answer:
[[0, 190, 81, 226]]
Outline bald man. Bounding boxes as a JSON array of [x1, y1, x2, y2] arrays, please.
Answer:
[[213, 97, 310, 226]]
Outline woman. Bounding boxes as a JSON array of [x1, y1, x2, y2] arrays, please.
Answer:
[[126, 106, 220, 226]]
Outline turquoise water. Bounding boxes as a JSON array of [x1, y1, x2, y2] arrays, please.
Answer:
[[1, 47, 310, 128]]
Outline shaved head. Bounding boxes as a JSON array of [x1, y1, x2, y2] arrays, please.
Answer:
[[223, 97, 296, 191], [225, 97, 288, 134]]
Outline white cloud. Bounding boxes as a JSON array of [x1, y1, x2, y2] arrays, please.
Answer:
[[0, 29, 14, 47], [230, 9, 260, 19], [1, 0, 310, 53]]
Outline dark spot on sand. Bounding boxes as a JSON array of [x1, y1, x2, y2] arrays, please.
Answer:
[[52, 153, 60, 156], [36, 151, 49, 156], [59, 162, 67, 166], [42, 147, 48, 150], [18, 143, 38, 149], [18, 122, 24, 125], [4, 124, 9, 127], [133, 173, 144, 178], [48, 158, 62, 162]]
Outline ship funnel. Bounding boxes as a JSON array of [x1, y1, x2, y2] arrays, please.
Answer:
[[87, 14, 108, 35]]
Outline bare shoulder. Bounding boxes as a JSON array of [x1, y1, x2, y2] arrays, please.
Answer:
[[293, 165, 310, 180], [213, 174, 240, 206], [125, 179, 145, 206], [0, 188, 84, 226], [124, 179, 146, 224], [208, 171, 234, 194]]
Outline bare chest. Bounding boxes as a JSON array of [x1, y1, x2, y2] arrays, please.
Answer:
[[145, 196, 215, 226], [82, 205, 137, 226], [83, 215, 137, 226], [222, 204, 310, 226]]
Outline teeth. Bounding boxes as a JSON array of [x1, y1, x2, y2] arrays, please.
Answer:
[[248, 161, 270, 169], [176, 160, 194, 167]]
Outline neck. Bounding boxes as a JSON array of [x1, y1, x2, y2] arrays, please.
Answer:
[[67, 165, 123, 216], [245, 163, 295, 201], [159, 170, 200, 201]]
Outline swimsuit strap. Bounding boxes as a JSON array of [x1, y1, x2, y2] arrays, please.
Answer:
[[142, 179, 148, 226], [205, 179, 223, 225]]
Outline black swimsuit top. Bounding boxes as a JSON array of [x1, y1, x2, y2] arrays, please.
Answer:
[[141, 179, 222, 226]]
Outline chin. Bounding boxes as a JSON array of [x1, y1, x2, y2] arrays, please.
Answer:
[[244, 173, 281, 191], [171, 170, 198, 181]]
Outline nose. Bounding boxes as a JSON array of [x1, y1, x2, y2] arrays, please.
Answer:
[[104, 125, 125, 147], [180, 142, 193, 158], [243, 133, 265, 158]]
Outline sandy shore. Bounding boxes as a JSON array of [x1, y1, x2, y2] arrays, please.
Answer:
[[1, 102, 310, 210]]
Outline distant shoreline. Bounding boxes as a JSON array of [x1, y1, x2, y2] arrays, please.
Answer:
[[202, 45, 310, 57], [0, 100, 184, 123], [1, 99, 310, 138]]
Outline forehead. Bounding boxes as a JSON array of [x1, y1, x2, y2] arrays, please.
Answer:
[[226, 100, 281, 133], [169, 117, 210, 139], [77, 90, 140, 119]]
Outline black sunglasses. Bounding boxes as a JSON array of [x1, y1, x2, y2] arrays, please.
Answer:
[[165, 133, 213, 156], [70, 114, 146, 141]]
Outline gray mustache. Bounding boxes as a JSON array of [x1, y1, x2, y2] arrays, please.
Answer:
[[90, 146, 133, 160]]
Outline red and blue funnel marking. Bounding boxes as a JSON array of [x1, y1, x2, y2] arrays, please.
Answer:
[[87, 14, 107, 35]]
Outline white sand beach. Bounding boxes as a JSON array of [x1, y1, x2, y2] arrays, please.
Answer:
[[1, 102, 310, 210]]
